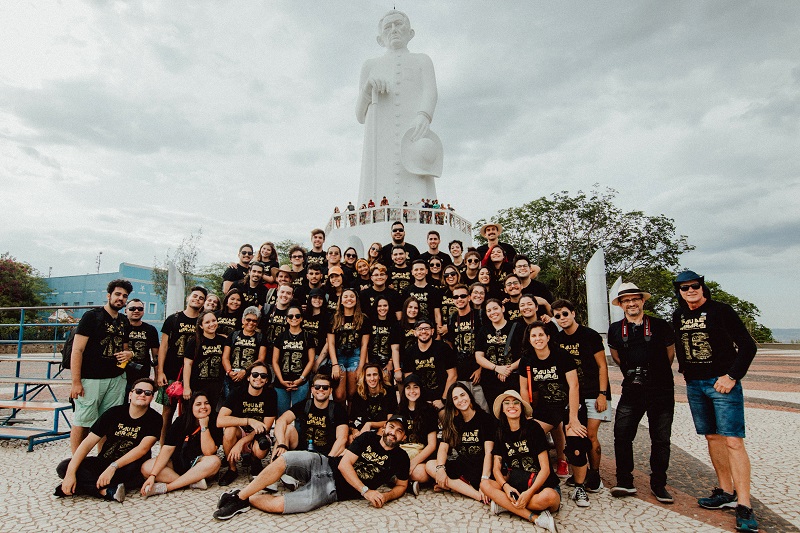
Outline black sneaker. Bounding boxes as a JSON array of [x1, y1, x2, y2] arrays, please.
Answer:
[[698, 487, 737, 509], [213, 493, 250, 520], [735, 504, 759, 532], [651, 486, 674, 504], [218, 489, 240, 509], [249, 455, 264, 478], [585, 470, 604, 493], [565, 475, 576, 487], [610, 483, 637, 497], [219, 468, 239, 487]]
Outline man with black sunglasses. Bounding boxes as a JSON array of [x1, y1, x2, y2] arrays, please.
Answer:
[[445, 284, 488, 412], [271, 374, 348, 458], [217, 362, 278, 486], [380, 221, 420, 265], [125, 299, 159, 395], [672, 270, 759, 533], [223, 244, 254, 294], [56, 377, 161, 502]]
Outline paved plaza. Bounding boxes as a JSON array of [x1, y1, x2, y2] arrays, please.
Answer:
[[1, 349, 798, 532]]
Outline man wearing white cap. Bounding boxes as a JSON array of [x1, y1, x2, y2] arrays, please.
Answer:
[[607, 283, 676, 504]]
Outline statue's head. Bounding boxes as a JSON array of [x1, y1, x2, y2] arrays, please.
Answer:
[[377, 10, 414, 49]]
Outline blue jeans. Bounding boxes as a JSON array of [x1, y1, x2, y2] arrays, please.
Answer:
[[275, 381, 311, 418], [613, 386, 674, 488], [685, 378, 745, 438]]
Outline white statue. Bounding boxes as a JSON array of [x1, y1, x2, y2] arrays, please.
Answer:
[[356, 10, 442, 206]]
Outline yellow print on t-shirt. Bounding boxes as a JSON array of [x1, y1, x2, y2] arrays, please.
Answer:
[[114, 423, 141, 439], [680, 316, 712, 362]]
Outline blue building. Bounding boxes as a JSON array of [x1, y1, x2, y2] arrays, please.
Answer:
[[43, 263, 163, 323]]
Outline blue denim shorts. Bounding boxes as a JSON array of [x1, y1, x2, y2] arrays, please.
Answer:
[[685, 377, 746, 438], [337, 348, 361, 372]]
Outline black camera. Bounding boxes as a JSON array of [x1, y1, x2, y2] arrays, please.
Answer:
[[625, 367, 648, 386]]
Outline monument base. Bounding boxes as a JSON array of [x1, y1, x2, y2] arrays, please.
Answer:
[[324, 205, 473, 257]]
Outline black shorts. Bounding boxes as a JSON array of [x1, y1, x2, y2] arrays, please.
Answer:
[[445, 456, 483, 490]]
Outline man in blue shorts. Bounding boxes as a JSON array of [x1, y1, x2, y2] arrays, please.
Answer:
[[672, 270, 759, 532]]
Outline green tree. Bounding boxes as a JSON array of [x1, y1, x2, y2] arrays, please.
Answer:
[[475, 187, 694, 321], [275, 239, 302, 266], [196, 262, 228, 297], [704, 281, 775, 343], [0, 253, 50, 336], [152, 229, 202, 305]]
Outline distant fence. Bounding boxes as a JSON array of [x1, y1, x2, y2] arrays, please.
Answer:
[[325, 205, 472, 236]]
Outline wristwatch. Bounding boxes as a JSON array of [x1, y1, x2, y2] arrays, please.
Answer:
[[109, 461, 119, 469], [360, 485, 369, 495], [599, 390, 610, 397]]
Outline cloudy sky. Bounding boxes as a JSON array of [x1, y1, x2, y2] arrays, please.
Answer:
[[1, 1, 798, 328]]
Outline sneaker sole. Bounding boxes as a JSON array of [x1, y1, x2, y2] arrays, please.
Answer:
[[586, 481, 604, 493], [653, 494, 674, 504], [113, 484, 126, 503], [213, 505, 250, 520], [699, 501, 737, 510], [735, 523, 759, 532], [610, 487, 637, 497]]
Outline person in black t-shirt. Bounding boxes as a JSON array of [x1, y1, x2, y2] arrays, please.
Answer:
[[327, 288, 371, 404], [124, 298, 159, 394], [445, 284, 488, 412], [514, 254, 554, 304], [56, 378, 161, 502], [221, 306, 267, 404], [140, 391, 222, 497], [480, 390, 560, 531], [217, 362, 278, 486], [420, 230, 453, 267], [306, 229, 327, 271], [380, 221, 421, 266], [425, 383, 495, 503], [361, 263, 403, 321], [272, 304, 315, 416], [222, 244, 254, 294], [474, 299, 524, 407], [401, 318, 457, 411], [396, 374, 438, 493], [367, 296, 402, 376], [476, 222, 517, 264], [183, 311, 227, 410], [406, 260, 443, 330], [69, 279, 133, 453], [232, 261, 268, 309], [214, 417, 409, 519], [553, 299, 609, 492], [272, 374, 348, 458], [349, 363, 397, 442], [156, 286, 207, 444], [520, 321, 592, 509], [608, 283, 675, 503], [217, 289, 244, 337]]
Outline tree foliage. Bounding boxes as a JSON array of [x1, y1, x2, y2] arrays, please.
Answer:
[[196, 262, 228, 297], [475, 187, 694, 320], [275, 239, 302, 266], [0, 252, 50, 328], [705, 281, 774, 343], [152, 229, 202, 305]]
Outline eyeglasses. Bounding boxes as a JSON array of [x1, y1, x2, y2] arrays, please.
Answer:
[[313, 384, 331, 391], [679, 282, 702, 292], [241, 251, 253, 256], [444, 272, 457, 277], [128, 306, 144, 312], [370, 247, 381, 252], [453, 294, 469, 299], [466, 259, 480, 264], [345, 253, 357, 258], [502, 399, 521, 406], [132, 388, 154, 397], [250, 371, 269, 379], [553, 312, 570, 319], [619, 297, 642, 304], [416, 326, 432, 331], [287, 313, 302, 319], [505, 280, 520, 286], [243, 318, 258, 323]]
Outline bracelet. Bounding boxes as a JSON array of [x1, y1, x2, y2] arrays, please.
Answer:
[[502, 482, 508, 490], [276, 444, 288, 450], [481, 475, 490, 480], [360, 485, 370, 495], [726, 374, 736, 381], [435, 464, 446, 470]]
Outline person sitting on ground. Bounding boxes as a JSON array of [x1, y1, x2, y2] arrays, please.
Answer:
[[216, 362, 278, 486], [213, 416, 410, 520], [348, 363, 397, 443], [140, 391, 222, 497], [395, 374, 438, 496], [271, 373, 348, 458], [425, 383, 495, 503], [480, 390, 559, 533], [55, 378, 161, 502]]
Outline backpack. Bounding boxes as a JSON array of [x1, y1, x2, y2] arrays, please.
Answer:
[[60, 308, 105, 369]]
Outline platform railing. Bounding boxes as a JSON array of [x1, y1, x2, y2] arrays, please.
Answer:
[[325, 204, 472, 236]]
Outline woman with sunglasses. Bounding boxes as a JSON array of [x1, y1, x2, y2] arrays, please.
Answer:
[[437, 265, 461, 337], [469, 283, 487, 331], [140, 391, 222, 497], [341, 247, 359, 285], [327, 288, 371, 404], [479, 390, 559, 532], [395, 374, 438, 495], [368, 296, 402, 379], [256, 241, 279, 287], [348, 362, 397, 443], [367, 242, 383, 266], [183, 310, 227, 411], [425, 383, 495, 503], [427, 258, 444, 287], [519, 321, 591, 509], [462, 250, 482, 285], [272, 304, 315, 416], [303, 288, 331, 372], [217, 289, 243, 337], [354, 258, 372, 292]]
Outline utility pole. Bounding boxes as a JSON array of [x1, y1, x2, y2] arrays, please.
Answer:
[[96, 251, 102, 274]]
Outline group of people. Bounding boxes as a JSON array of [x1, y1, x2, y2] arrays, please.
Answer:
[[54, 220, 760, 532], [332, 198, 457, 228]]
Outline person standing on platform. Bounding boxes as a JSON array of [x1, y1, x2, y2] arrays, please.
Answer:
[[124, 298, 159, 395], [223, 244, 253, 294], [381, 221, 421, 266]]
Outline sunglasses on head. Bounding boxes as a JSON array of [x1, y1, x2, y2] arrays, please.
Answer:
[[128, 306, 144, 312], [250, 371, 269, 379], [313, 384, 331, 391], [287, 313, 302, 319], [132, 388, 154, 397], [679, 282, 702, 291]]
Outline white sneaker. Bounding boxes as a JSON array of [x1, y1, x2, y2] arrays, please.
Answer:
[[111, 483, 126, 502], [490, 501, 508, 516], [572, 485, 590, 508], [264, 482, 279, 493], [410, 481, 419, 497], [189, 479, 207, 490], [535, 510, 558, 533], [280, 474, 299, 491]]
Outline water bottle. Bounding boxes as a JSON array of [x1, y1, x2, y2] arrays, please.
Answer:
[[307, 437, 315, 453]]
